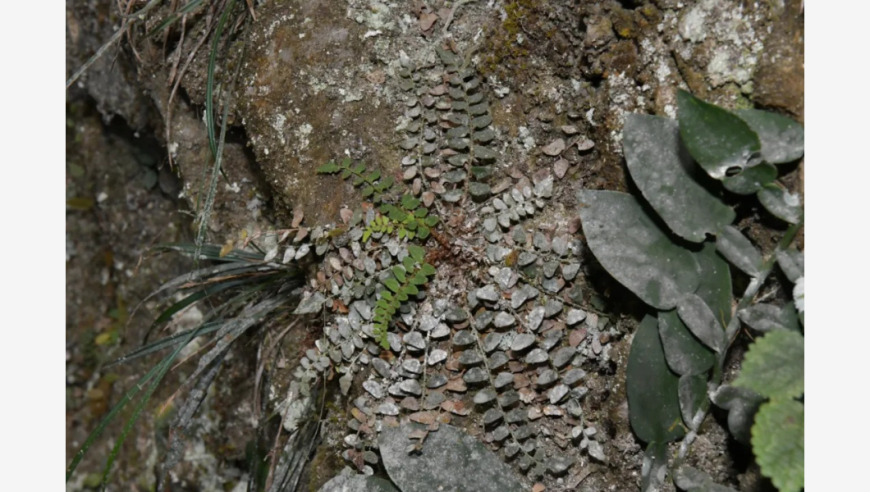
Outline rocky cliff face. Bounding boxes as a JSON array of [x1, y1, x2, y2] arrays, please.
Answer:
[[66, 1, 802, 489]]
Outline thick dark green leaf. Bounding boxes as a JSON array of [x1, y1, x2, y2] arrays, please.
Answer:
[[716, 225, 763, 277], [710, 384, 765, 445], [678, 374, 708, 431], [721, 163, 777, 195], [623, 114, 735, 242], [733, 330, 804, 400], [627, 315, 686, 444], [675, 465, 738, 492], [677, 90, 762, 180], [578, 190, 700, 310], [379, 423, 525, 492], [693, 242, 733, 326], [752, 399, 804, 492], [677, 294, 725, 353], [758, 184, 803, 224], [641, 441, 668, 492], [734, 109, 804, 164], [659, 310, 715, 376], [737, 302, 800, 332], [776, 248, 804, 283]]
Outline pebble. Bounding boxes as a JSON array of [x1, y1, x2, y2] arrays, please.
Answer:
[[525, 348, 549, 364], [518, 251, 537, 266], [544, 300, 564, 317], [549, 384, 570, 404], [552, 347, 576, 368], [404, 331, 426, 350], [493, 311, 516, 328], [377, 401, 400, 416], [402, 359, 422, 375], [371, 358, 391, 378], [511, 285, 539, 309], [482, 332, 503, 353], [427, 349, 447, 365], [427, 374, 448, 388], [511, 333, 537, 352], [458, 350, 484, 366], [399, 379, 423, 396], [489, 351, 509, 370], [492, 425, 510, 442], [536, 369, 559, 387], [562, 368, 586, 386], [475, 284, 500, 302], [498, 390, 520, 408], [474, 388, 497, 405], [566, 309, 587, 326], [494, 372, 514, 389], [363, 380, 385, 399], [463, 367, 489, 384], [483, 408, 504, 426], [527, 306, 545, 332], [452, 330, 476, 347], [423, 391, 446, 409], [528, 407, 543, 420]]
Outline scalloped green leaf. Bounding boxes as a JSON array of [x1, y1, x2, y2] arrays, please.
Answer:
[[710, 385, 765, 445], [411, 272, 428, 285], [384, 278, 401, 294], [752, 399, 804, 492], [623, 114, 735, 242], [677, 90, 762, 180], [402, 256, 416, 270], [417, 226, 430, 239], [678, 374, 708, 431], [722, 162, 777, 195], [734, 109, 804, 164], [408, 245, 425, 262], [659, 310, 715, 376], [404, 283, 419, 296], [391, 266, 407, 283], [401, 194, 421, 210], [424, 215, 439, 227], [316, 161, 340, 173], [716, 225, 763, 277], [420, 263, 436, 276], [733, 330, 804, 400], [737, 302, 800, 332], [577, 190, 700, 310], [379, 423, 525, 492], [758, 184, 803, 224], [693, 242, 733, 327], [677, 293, 725, 353], [627, 315, 686, 444]]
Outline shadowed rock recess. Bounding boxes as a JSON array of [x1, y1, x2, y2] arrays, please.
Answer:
[[66, 0, 802, 490]]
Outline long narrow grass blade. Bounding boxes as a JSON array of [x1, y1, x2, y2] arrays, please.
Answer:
[[150, 278, 256, 329], [204, 0, 236, 160], [66, 357, 163, 481], [108, 321, 223, 367], [99, 322, 211, 487], [195, 0, 239, 265], [267, 420, 320, 492], [159, 347, 229, 480], [158, 243, 265, 263], [147, 0, 206, 36]]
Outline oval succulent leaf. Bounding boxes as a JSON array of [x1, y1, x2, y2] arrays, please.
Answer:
[[658, 310, 715, 376], [776, 248, 804, 283], [678, 374, 708, 432], [737, 302, 800, 332], [721, 162, 777, 195], [623, 114, 735, 242], [734, 109, 804, 164], [676, 293, 725, 353], [677, 90, 762, 180], [577, 189, 700, 310], [757, 184, 803, 224], [627, 315, 686, 444], [674, 465, 739, 492], [693, 242, 733, 327], [710, 384, 765, 445], [716, 225, 763, 277]]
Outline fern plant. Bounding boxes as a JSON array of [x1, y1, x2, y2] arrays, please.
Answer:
[[577, 90, 804, 491]]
